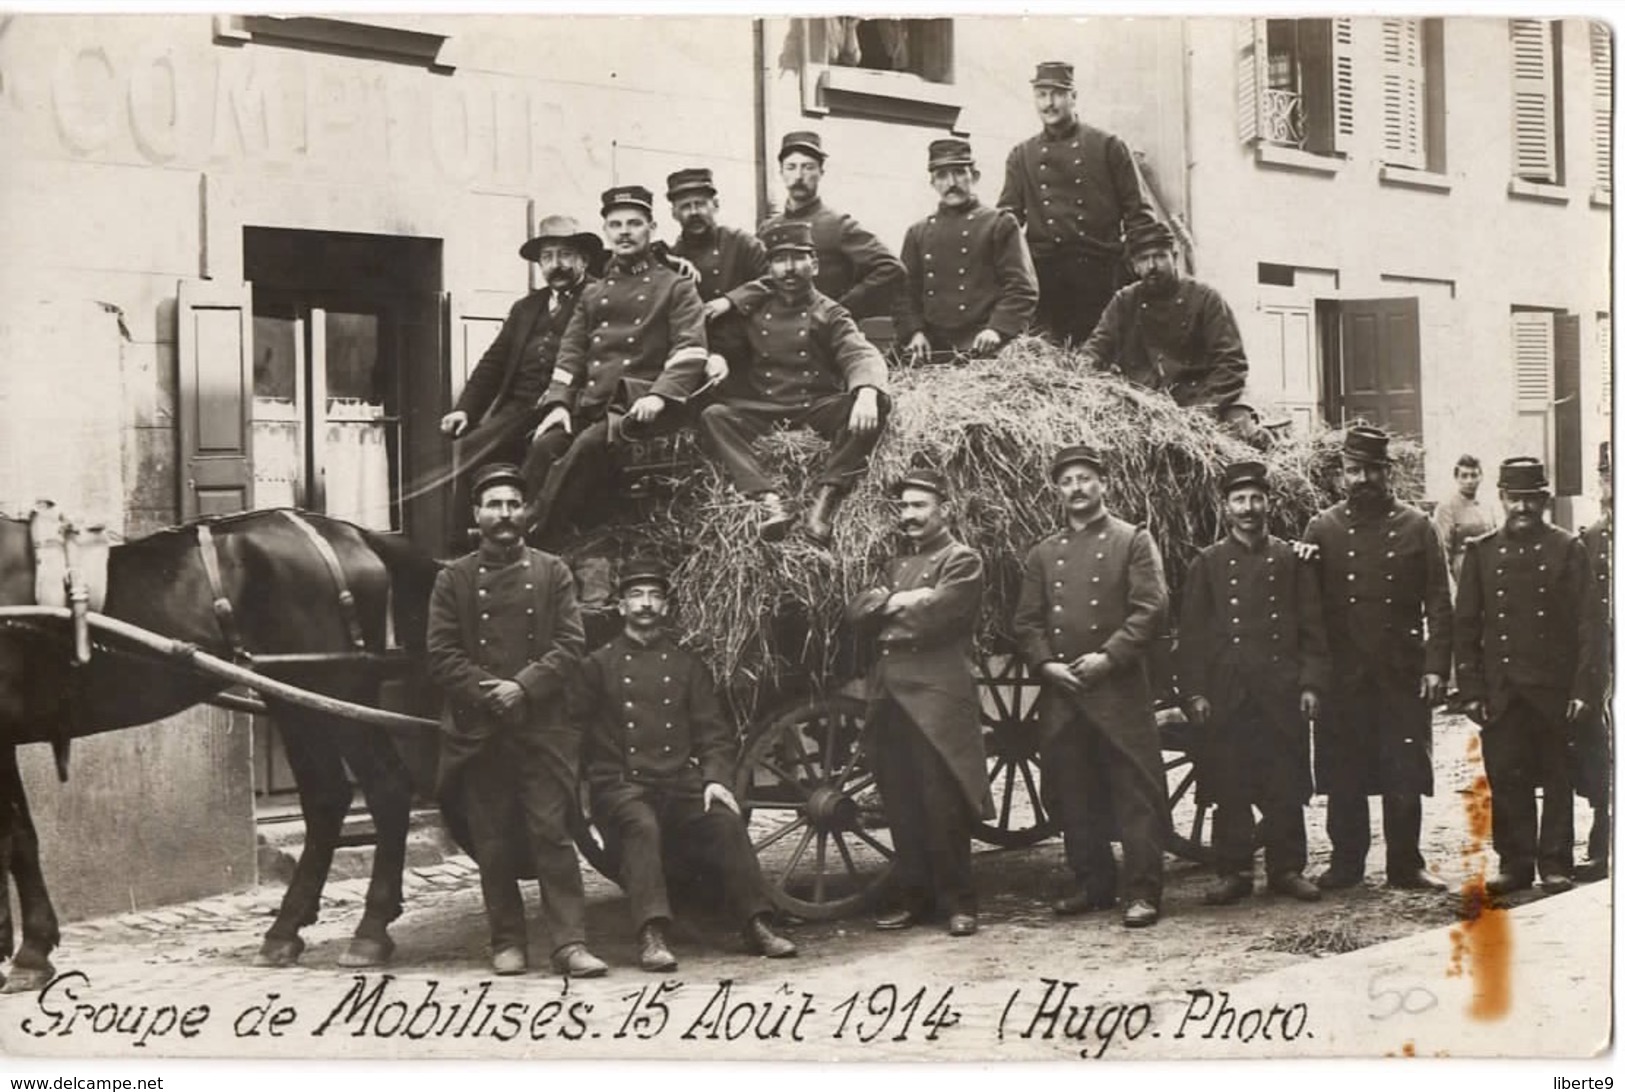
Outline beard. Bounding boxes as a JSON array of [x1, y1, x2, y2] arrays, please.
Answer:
[[1347, 480, 1390, 513]]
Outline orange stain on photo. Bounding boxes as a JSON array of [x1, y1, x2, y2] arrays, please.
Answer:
[[1454, 760, 1512, 1019]]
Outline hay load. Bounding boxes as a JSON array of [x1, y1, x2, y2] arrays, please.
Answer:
[[564, 338, 1422, 711]]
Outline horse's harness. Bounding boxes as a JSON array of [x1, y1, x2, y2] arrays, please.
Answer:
[[195, 510, 368, 664]]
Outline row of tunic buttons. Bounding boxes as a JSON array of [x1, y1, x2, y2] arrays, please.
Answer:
[[1050, 532, 1109, 636], [476, 564, 533, 647], [624, 649, 677, 763]]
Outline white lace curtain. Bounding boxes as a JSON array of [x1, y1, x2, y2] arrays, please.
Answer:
[[251, 396, 392, 530]]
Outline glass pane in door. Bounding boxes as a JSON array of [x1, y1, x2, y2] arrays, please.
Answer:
[[320, 310, 400, 530], [251, 310, 302, 510]]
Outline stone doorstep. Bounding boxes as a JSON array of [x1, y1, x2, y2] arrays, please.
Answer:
[[255, 806, 461, 886]]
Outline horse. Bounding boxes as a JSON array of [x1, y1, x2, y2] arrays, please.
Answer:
[[0, 507, 443, 992]]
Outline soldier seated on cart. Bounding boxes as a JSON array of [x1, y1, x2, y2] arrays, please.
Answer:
[[574, 557, 797, 972]]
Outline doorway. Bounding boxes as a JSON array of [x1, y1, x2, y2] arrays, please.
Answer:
[[1321, 297, 1423, 439]]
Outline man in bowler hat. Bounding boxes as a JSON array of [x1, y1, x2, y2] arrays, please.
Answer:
[[575, 557, 797, 971], [1179, 461, 1328, 906], [999, 62, 1157, 344], [895, 137, 1039, 361], [426, 463, 608, 978], [848, 469, 993, 937], [1301, 426, 1452, 892], [1455, 457, 1601, 895], [1013, 444, 1171, 927]]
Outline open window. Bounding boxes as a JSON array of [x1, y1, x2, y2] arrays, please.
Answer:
[[798, 17, 962, 129], [1239, 18, 1354, 162], [1511, 308, 1583, 496], [1379, 18, 1446, 175]]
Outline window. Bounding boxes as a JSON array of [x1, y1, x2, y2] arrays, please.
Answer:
[[1591, 22, 1612, 200], [1239, 18, 1354, 157], [1379, 18, 1446, 172], [798, 17, 961, 128], [1598, 313, 1612, 416], [1511, 308, 1583, 495], [1510, 19, 1564, 185], [214, 15, 456, 71]]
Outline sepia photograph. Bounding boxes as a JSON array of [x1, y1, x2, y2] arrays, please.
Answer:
[[0, 1, 1613, 1081]]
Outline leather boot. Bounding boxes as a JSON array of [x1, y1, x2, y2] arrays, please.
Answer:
[[744, 914, 798, 958], [638, 920, 678, 973], [802, 485, 846, 546], [756, 492, 794, 544], [1203, 873, 1253, 906]]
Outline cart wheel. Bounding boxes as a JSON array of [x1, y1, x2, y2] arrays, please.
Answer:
[[1159, 711, 1214, 864], [974, 654, 1058, 848], [734, 693, 894, 921]]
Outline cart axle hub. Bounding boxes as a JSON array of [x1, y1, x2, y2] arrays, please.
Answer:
[[805, 786, 858, 832]]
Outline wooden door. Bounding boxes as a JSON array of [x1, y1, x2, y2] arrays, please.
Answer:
[[1330, 297, 1422, 439], [177, 280, 255, 517]]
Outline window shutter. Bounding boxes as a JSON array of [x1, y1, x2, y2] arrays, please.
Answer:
[[1381, 18, 1426, 168], [1510, 19, 1558, 183], [1332, 17, 1356, 151], [1237, 18, 1267, 143], [1512, 310, 1555, 412], [1599, 313, 1612, 414], [177, 278, 255, 518], [1554, 314, 1583, 496], [1592, 22, 1613, 195]]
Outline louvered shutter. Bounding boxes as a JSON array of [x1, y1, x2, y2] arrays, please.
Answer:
[[1237, 17, 1267, 143], [1381, 18, 1426, 168], [1592, 22, 1613, 195], [1554, 314, 1583, 496], [1512, 310, 1555, 412], [1599, 313, 1612, 415], [1332, 17, 1356, 151], [1511, 19, 1558, 183]]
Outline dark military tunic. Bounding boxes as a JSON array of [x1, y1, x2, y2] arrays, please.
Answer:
[[997, 120, 1156, 261], [670, 223, 770, 302], [757, 198, 906, 320], [894, 198, 1039, 351], [1303, 499, 1452, 797], [1576, 513, 1613, 805], [1078, 278, 1249, 411]]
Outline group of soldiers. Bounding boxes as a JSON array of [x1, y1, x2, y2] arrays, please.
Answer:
[[422, 61, 1612, 976]]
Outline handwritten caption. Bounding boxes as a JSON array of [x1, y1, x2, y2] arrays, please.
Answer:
[[18, 972, 1314, 1058]]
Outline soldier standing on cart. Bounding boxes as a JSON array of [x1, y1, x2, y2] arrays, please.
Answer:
[[1013, 444, 1171, 928], [575, 557, 797, 971], [1302, 426, 1452, 893], [426, 463, 608, 978], [848, 469, 994, 938], [1179, 461, 1328, 907], [1575, 442, 1612, 881], [1454, 456, 1600, 895]]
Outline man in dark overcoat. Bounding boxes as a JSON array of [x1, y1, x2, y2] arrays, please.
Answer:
[[665, 167, 769, 382], [1575, 442, 1612, 881], [894, 138, 1038, 361], [1179, 461, 1328, 906], [998, 62, 1157, 344], [426, 463, 607, 978], [575, 558, 796, 972], [1302, 426, 1452, 892], [848, 469, 994, 937], [438, 215, 602, 544], [1013, 444, 1171, 928], [1456, 457, 1601, 895]]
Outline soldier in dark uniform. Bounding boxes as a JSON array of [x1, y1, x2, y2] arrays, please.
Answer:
[[1179, 461, 1328, 906], [895, 138, 1039, 361], [425, 464, 608, 978], [575, 558, 796, 971], [1575, 443, 1612, 881], [527, 185, 710, 544], [697, 221, 888, 545], [1302, 426, 1452, 893], [665, 167, 769, 382], [847, 469, 994, 937], [998, 61, 1157, 345], [1077, 220, 1249, 413], [1013, 444, 1171, 928], [1456, 456, 1601, 895], [438, 215, 602, 545]]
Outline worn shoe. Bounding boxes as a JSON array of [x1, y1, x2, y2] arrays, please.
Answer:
[[1483, 871, 1534, 896], [756, 493, 795, 544], [552, 943, 610, 978], [947, 913, 979, 937], [744, 915, 798, 958], [638, 922, 678, 973], [1314, 867, 1364, 891], [1541, 874, 1576, 895], [1575, 858, 1610, 883], [1052, 890, 1116, 916], [874, 907, 923, 931], [1203, 874, 1254, 906], [802, 485, 846, 547], [1122, 900, 1159, 928], [491, 946, 527, 976], [1269, 871, 1322, 902], [1387, 868, 1449, 892]]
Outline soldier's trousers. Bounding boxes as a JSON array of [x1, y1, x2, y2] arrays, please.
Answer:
[[1209, 698, 1308, 880], [696, 393, 887, 497], [868, 699, 977, 917], [1041, 706, 1166, 906], [1032, 249, 1118, 345], [460, 730, 588, 957], [1325, 794, 1424, 878], [592, 784, 771, 932], [526, 413, 685, 544], [1483, 695, 1575, 881]]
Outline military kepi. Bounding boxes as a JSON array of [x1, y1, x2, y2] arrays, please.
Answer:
[[779, 130, 827, 162], [928, 138, 975, 171], [1031, 61, 1075, 89], [1050, 443, 1107, 481], [617, 555, 671, 595], [891, 467, 950, 499], [600, 184, 654, 217], [1341, 424, 1392, 466], [1124, 220, 1177, 256], [1221, 460, 1270, 494], [1498, 456, 1550, 494], [762, 220, 816, 255], [471, 462, 526, 501], [666, 168, 717, 200]]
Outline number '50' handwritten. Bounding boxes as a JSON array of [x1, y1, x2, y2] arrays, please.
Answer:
[[1368, 970, 1438, 1020]]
